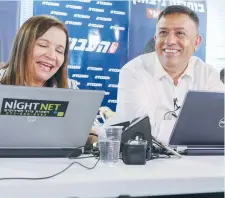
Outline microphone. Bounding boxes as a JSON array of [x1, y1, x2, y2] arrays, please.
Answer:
[[173, 98, 180, 111]]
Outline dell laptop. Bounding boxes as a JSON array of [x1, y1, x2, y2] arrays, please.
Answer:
[[169, 90, 224, 155], [0, 85, 104, 157]]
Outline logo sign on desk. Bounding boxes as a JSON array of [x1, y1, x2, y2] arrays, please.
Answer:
[[0, 98, 69, 117]]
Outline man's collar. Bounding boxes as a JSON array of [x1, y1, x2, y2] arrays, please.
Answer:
[[182, 57, 195, 81], [154, 56, 195, 81], [154, 55, 168, 79]]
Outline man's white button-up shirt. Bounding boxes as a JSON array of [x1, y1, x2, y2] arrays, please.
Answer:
[[116, 52, 224, 138]]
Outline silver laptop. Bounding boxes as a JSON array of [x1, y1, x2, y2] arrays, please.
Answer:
[[0, 85, 104, 157], [169, 90, 224, 155]]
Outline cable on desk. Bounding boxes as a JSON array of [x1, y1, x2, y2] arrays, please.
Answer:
[[66, 145, 85, 159], [0, 142, 174, 181], [0, 147, 100, 181]]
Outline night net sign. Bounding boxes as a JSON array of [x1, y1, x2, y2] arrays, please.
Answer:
[[0, 98, 69, 117]]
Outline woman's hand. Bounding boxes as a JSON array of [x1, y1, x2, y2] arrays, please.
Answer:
[[87, 127, 98, 145]]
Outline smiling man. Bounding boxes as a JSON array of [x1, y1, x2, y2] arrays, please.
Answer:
[[116, 5, 224, 139]]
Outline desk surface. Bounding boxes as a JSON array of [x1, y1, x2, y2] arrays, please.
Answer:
[[0, 156, 223, 198]]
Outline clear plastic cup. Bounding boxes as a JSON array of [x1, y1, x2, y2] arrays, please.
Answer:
[[98, 126, 123, 165]]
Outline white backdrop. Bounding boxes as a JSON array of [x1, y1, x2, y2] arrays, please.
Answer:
[[206, 0, 225, 71]]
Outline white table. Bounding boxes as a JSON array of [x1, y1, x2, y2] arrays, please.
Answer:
[[0, 156, 223, 198]]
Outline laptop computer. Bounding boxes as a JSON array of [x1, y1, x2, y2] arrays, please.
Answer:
[[0, 85, 104, 157], [169, 90, 224, 155]]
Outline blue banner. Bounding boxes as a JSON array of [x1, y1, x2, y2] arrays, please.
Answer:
[[33, 0, 207, 111], [33, 1, 129, 111], [0, 1, 20, 62]]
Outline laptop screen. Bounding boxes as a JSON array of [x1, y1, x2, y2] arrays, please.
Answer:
[[169, 91, 224, 147]]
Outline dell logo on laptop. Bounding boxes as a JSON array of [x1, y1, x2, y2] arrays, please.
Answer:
[[219, 118, 225, 128]]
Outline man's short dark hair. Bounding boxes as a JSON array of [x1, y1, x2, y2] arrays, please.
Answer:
[[157, 5, 199, 29]]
